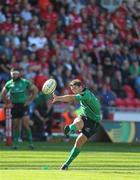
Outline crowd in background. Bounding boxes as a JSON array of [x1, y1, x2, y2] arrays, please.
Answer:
[[0, 0, 140, 137]]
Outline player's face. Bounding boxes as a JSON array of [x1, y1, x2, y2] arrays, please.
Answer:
[[70, 84, 82, 94], [11, 71, 20, 80]]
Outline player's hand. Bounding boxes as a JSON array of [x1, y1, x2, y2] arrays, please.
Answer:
[[52, 93, 57, 103]]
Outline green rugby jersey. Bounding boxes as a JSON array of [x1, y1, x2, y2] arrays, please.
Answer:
[[75, 88, 102, 122], [5, 78, 32, 104]]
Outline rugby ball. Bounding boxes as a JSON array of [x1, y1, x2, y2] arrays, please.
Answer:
[[42, 79, 57, 95]]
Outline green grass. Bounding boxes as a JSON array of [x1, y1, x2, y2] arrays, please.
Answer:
[[0, 142, 140, 180]]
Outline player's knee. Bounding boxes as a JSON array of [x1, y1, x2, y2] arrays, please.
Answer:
[[75, 139, 83, 148], [75, 142, 81, 149]]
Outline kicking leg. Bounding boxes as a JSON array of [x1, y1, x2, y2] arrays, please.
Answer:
[[64, 116, 84, 135]]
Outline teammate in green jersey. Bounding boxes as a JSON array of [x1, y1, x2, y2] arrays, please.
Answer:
[[1, 68, 38, 149], [52, 79, 102, 170]]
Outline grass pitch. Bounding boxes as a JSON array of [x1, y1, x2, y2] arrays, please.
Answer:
[[0, 141, 140, 180]]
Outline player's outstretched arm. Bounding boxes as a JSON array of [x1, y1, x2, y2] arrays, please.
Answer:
[[52, 93, 75, 103]]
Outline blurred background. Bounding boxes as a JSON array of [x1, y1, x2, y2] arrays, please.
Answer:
[[0, 0, 140, 144]]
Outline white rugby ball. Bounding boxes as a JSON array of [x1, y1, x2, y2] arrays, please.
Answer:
[[42, 78, 57, 95]]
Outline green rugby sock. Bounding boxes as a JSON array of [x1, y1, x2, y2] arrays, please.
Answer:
[[69, 124, 77, 133], [13, 130, 19, 146], [65, 146, 80, 166], [26, 128, 33, 144]]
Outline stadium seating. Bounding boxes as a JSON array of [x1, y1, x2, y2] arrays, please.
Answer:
[[122, 85, 135, 99], [115, 98, 126, 108]]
